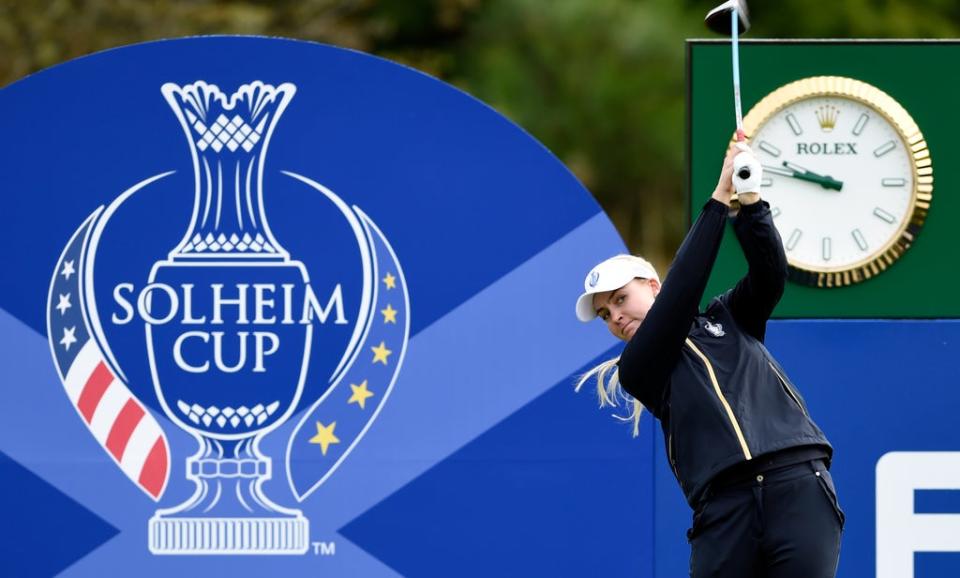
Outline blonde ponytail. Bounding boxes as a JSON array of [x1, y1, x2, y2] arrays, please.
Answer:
[[575, 356, 644, 437]]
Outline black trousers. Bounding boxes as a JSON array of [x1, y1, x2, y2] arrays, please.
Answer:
[[688, 459, 844, 578]]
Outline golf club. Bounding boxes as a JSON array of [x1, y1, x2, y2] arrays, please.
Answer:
[[705, 0, 759, 192], [705, 0, 750, 142]]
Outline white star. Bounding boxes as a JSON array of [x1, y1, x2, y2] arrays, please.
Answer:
[[60, 326, 77, 351], [61, 260, 76, 280], [56, 293, 71, 315]]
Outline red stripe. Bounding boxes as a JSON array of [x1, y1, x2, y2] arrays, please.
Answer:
[[139, 437, 168, 499], [105, 399, 145, 461], [77, 362, 113, 423]]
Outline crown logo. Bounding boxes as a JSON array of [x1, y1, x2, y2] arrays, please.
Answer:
[[815, 105, 839, 132]]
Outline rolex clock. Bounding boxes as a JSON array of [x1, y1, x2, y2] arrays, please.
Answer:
[[742, 76, 932, 287]]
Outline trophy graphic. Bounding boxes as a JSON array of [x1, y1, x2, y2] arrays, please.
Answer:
[[147, 81, 310, 554]]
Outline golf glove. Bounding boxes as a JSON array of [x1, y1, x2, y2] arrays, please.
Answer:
[[732, 142, 762, 194]]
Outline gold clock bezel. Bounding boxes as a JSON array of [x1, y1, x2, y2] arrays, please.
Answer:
[[741, 76, 932, 288]]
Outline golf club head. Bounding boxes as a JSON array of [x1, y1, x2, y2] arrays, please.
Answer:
[[705, 0, 750, 35]]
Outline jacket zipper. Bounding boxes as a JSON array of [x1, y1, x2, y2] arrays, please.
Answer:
[[685, 338, 753, 460], [668, 433, 680, 479], [769, 361, 807, 416]]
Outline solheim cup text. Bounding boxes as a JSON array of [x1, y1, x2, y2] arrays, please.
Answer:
[[111, 282, 347, 373]]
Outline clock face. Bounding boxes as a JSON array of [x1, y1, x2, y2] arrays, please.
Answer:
[[743, 77, 932, 287]]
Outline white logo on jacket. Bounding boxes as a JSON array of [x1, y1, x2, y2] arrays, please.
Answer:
[[705, 321, 725, 337]]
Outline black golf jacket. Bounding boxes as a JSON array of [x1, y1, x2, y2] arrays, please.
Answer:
[[617, 198, 832, 509]]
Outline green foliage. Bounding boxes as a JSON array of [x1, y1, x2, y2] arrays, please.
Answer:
[[454, 0, 698, 268], [3, 0, 960, 266]]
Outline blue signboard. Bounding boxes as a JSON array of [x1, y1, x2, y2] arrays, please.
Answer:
[[0, 36, 656, 577]]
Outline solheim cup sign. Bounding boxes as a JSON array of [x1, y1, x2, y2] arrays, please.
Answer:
[[1, 36, 625, 576], [47, 78, 409, 554]]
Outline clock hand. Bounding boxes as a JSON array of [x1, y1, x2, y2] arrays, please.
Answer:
[[761, 163, 828, 184], [762, 164, 796, 178], [762, 163, 835, 187], [780, 160, 844, 191]]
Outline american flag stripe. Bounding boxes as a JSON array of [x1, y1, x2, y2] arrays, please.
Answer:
[[63, 340, 101, 403], [119, 411, 165, 485], [105, 399, 145, 461], [139, 438, 168, 497], [77, 362, 114, 423], [88, 377, 128, 440], [68, 350, 170, 498]]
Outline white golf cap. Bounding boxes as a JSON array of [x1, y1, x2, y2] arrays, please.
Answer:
[[575, 254, 660, 322]]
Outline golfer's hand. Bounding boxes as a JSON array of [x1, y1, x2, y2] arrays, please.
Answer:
[[711, 142, 738, 206], [733, 142, 762, 204]]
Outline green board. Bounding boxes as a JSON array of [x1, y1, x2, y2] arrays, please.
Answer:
[[688, 40, 957, 318]]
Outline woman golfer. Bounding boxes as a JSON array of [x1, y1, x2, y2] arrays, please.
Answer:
[[576, 143, 843, 577]]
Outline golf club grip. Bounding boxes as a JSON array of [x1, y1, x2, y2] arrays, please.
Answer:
[[733, 148, 761, 193]]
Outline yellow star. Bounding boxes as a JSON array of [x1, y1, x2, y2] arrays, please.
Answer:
[[371, 341, 392, 365], [348, 380, 375, 410], [383, 272, 397, 289], [308, 421, 340, 456], [381, 304, 398, 324]]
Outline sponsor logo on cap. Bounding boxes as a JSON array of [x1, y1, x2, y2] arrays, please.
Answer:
[[589, 271, 599, 288]]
